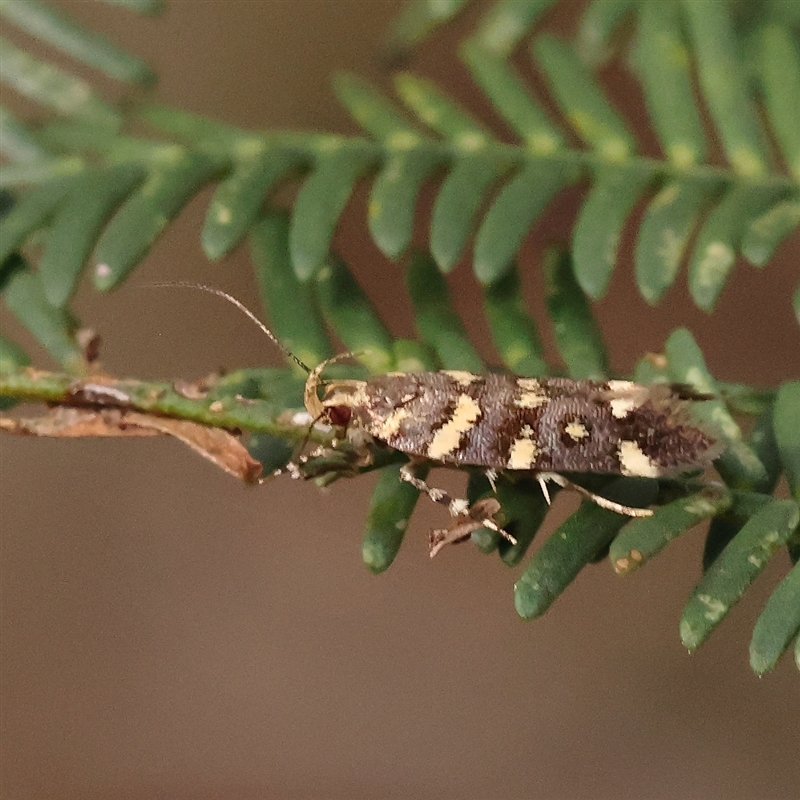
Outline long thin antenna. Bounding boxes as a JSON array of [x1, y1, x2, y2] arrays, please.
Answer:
[[148, 281, 311, 374]]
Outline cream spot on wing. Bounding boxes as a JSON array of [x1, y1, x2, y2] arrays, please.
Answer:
[[514, 379, 548, 409], [427, 394, 481, 460], [607, 380, 645, 419], [507, 437, 539, 470], [565, 421, 589, 440], [442, 370, 480, 386], [372, 406, 411, 439], [618, 440, 661, 477], [607, 380, 635, 391]]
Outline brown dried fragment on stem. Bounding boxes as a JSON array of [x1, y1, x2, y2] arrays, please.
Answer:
[[1, 407, 262, 484]]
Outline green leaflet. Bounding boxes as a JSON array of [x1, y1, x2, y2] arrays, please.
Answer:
[[396, 69, 506, 276], [407, 250, 484, 372], [631, 1, 706, 167], [468, 474, 551, 564], [466, 473, 501, 553], [747, 404, 782, 495], [460, 40, 563, 151], [334, 72, 422, 143], [101, 0, 162, 13], [2, 266, 81, 370], [515, 479, 651, 619], [752, 23, 800, 181], [0, 334, 30, 410], [363, 463, 426, 573], [532, 33, 636, 159], [0, 334, 29, 373], [249, 211, 332, 373], [473, 0, 555, 56], [0, 36, 119, 128], [93, 150, 222, 290], [702, 491, 772, 573], [386, 0, 470, 60], [575, 0, 637, 65], [0, 0, 154, 85], [665, 327, 768, 490], [773, 381, 800, 499], [369, 148, 444, 259], [700, 397, 780, 568], [702, 516, 741, 575], [680, 498, 800, 651], [0, 105, 52, 163], [361, 341, 437, 572], [392, 338, 437, 373], [688, 184, 787, 310], [573, 164, 653, 299], [141, 104, 251, 151], [795, 284, 800, 327], [496, 478, 551, 566], [289, 143, 377, 281], [431, 152, 512, 272], [473, 160, 575, 284], [35, 116, 124, 156], [394, 72, 492, 145], [635, 180, 720, 304], [632, 354, 667, 385], [39, 164, 146, 306], [203, 147, 305, 260], [681, 0, 769, 175], [544, 247, 609, 379], [0, 157, 86, 188], [740, 199, 800, 267], [609, 486, 732, 575], [0, 174, 78, 265], [314, 256, 394, 375], [750, 559, 800, 674], [246, 434, 294, 475], [482, 267, 548, 377]]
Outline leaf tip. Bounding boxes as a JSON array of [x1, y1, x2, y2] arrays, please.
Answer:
[[93, 262, 115, 290]]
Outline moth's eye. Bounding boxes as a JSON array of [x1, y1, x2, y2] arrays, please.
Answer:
[[327, 405, 352, 427]]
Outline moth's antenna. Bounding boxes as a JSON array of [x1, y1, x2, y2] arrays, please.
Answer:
[[148, 281, 311, 374]]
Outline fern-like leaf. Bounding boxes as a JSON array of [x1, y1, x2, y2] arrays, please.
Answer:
[[1, 0, 798, 673]]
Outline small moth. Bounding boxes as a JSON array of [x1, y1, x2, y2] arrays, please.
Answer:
[[177, 285, 719, 556], [302, 360, 719, 554]]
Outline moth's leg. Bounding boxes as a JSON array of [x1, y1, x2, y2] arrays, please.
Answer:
[[400, 461, 517, 556], [399, 460, 467, 516], [284, 428, 374, 483], [428, 498, 506, 558], [536, 473, 554, 505], [536, 471, 654, 518]]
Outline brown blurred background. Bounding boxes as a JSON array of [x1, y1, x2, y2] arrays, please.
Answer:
[[1, 2, 799, 798]]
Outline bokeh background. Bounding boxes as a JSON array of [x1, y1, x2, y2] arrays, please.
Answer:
[[1, 2, 799, 798]]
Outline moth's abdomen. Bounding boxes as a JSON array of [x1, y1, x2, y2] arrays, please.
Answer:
[[358, 372, 717, 477]]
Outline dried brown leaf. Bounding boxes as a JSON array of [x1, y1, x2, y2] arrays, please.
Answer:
[[1, 407, 262, 483]]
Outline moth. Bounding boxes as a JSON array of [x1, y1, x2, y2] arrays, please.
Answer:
[[301, 359, 719, 554], [181, 285, 719, 556]]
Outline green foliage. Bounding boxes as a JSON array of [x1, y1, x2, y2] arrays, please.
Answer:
[[0, 0, 798, 673]]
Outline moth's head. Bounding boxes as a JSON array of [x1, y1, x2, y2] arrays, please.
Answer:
[[303, 354, 367, 428]]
